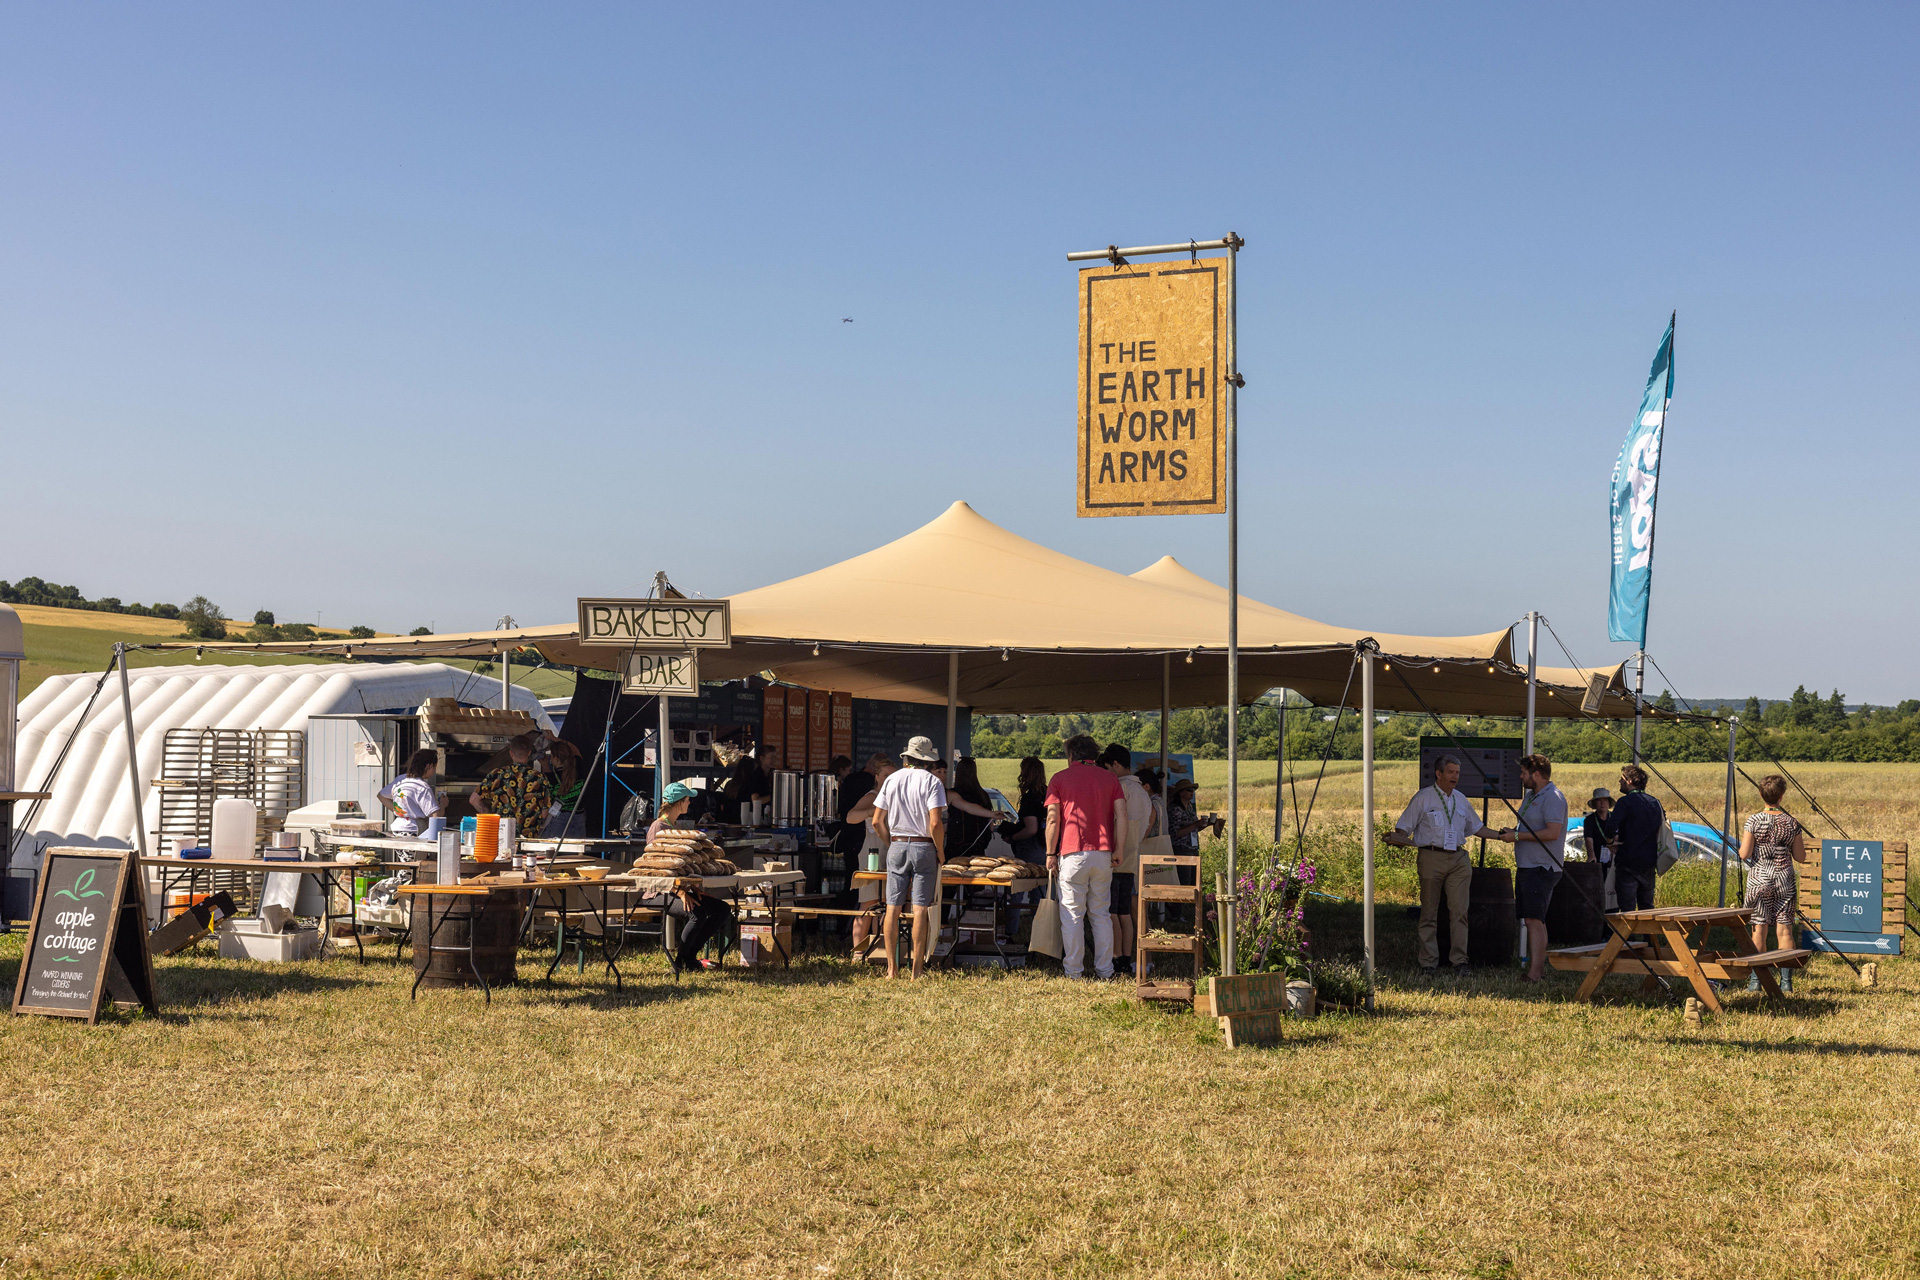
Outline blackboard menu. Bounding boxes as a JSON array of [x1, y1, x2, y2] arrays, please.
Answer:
[[1419, 736, 1523, 801], [12, 849, 157, 1023], [854, 698, 973, 765]]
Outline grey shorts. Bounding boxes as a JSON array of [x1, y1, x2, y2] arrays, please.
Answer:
[[885, 840, 939, 907]]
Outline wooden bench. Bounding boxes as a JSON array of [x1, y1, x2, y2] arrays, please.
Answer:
[[1715, 947, 1812, 970]]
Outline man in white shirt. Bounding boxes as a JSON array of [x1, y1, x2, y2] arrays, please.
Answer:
[[870, 736, 946, 980], [1384, 755, 1500, 975]]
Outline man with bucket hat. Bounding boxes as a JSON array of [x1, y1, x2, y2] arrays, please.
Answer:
[[870, 736, 947, 979]]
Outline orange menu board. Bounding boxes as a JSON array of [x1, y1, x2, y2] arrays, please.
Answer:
[[830, 692, 853, 763], [808, 690, 831, 772], [760, 687, 786, 766], [785, 693, 808, 774]]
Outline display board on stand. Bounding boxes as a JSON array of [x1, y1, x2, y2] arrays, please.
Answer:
[[1419, 736, 1523, 801], [12, 849, 157, 1024], [1799, 839, 1906, 956]]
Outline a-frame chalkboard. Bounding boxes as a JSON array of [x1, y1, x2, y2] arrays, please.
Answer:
[[12, 848, 157, 1024]]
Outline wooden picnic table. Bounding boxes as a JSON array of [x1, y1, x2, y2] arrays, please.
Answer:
[[1547, 906, 1812, 1014], [850, 869, 1042, 969]]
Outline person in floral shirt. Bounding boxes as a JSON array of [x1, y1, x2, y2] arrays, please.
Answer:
[[474, 734, 554, 834]]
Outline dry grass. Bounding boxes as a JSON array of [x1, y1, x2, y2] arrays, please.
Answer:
[[3, 762, 1916, 1278]]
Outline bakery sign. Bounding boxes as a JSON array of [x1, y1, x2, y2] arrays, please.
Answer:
[[1076, 258, 1228, 517], [576, 598, 731, 649]]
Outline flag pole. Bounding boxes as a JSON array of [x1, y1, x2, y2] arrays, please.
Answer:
[[1630, 310, 1674, 765]]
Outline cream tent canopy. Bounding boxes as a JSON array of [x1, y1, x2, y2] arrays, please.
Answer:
[[156, 501, 1652, 718]]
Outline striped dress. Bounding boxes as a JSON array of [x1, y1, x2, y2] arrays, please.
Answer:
[[1742, 810, 1800, 927]]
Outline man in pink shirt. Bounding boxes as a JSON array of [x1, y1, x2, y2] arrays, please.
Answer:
[[1044, 734, 1128, 979]]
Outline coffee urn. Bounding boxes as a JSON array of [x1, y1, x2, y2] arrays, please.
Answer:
[[771, 771, 805, 826]]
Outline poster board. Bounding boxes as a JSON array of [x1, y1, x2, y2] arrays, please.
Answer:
[[621, 650, 699, 696], [12, 849, 157, 1023], [760, 687, 786, 764], [1419, 736, 1523, 802], [784, 695, 808, 773], [829, 692, 853, 763], [1077, 257, 1228, 517], [1799, 839, 1905, 956]]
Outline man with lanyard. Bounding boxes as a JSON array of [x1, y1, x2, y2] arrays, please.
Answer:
[[1499, 754, 1568, 984], [1384, 754, 1501, 976], [1602, 764, 1665, 913]]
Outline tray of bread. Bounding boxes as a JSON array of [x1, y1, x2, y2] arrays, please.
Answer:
[[631, 828, 740, 879], [941, 856, 1046, 882]]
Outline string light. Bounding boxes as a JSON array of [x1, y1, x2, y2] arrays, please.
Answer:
[[1185, 651, 1194, 664], [1001, 648, 1010, 661]]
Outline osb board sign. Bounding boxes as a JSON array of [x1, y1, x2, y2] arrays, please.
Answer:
[[1205, 972, 1288, 1048], [1077, 258, 1227, 517]]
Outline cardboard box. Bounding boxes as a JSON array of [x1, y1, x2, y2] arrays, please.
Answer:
[[735, 923, 793, 966]]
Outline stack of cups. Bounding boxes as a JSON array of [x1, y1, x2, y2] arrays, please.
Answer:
[[473, 814, 501, 862]]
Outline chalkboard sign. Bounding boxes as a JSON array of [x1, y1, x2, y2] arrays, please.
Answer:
[[853, 698, 972, 765], [12, 849, 157, 1023]]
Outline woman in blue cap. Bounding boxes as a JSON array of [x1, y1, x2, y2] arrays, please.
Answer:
[[642, 781, 732, 973]]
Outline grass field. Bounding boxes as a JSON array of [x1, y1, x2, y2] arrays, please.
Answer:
[[1, 765, 1914, 1277], [14, 604, 575, 702]]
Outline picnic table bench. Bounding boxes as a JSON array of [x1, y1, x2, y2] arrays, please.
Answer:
[[1547, 906, 1811, 1014]]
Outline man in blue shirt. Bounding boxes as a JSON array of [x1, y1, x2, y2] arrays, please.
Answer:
[[1602, 764, 1666, 912]]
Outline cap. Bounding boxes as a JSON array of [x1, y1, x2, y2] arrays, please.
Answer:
[[662, 782, 696, 805], [901, 735, 939, 763]]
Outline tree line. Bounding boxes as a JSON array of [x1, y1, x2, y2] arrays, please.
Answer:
[[970, 685, 1920, 764], [1, 577, 400, 642]]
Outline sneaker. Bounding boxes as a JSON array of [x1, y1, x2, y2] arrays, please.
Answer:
[[1454, 963, 1472, 978], [1781, 969, 1794, 994], [1419, 965, 1439, 977], [1115, 957, 1135, 976], [1747, 972, 1761, 993]]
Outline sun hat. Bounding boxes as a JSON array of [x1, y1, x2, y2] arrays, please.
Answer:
[[901, 735, 939, 763], [1172, 777, 1199, 793], [1587, 786, 1614, 809], [662, 781, 696, 805]]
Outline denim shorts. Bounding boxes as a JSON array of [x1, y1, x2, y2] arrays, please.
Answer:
[[1515, 865, 1561, 921], [885, 840, 939, 907]]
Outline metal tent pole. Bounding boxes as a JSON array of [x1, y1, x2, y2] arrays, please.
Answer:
[[115, 644, 150, 859], [1361, 651, 1376, 982], [1524, 612, 1538, 756], [501, 650, 511, 710], [1719, 716, 1739, 907], [1222, 234, 1241, 978], [656, 694, 670, 811], [945, 651, 959, 766], [1632, 651, 1646, 762], [1160, 654, 1170, 779], [1274, 695, 1286, 842]]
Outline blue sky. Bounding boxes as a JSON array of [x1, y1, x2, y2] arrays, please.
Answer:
[[3, 4, 1914, 701]]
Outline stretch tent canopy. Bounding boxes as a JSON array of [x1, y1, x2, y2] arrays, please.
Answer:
[[154, 501, 1647, 719]]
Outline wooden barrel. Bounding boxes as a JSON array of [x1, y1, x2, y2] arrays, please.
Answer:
[[1545, 861, 1608, 946], [411, 886, 522, 989], [1437, 866, 1517, 968]]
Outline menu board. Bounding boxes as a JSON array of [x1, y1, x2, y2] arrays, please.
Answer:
[[830, 692, 853, 762], [784, 695, 808, 773], [853, 699, 972, 766], [760, 687, 786, 764], [12, 849, 157, 1023], [808, 691, 831, 771]]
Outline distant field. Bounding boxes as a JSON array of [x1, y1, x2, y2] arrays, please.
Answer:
[[13, 604, 565, 699]]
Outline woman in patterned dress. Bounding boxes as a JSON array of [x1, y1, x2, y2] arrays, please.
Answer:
[[1738, 774, 1810, 991]]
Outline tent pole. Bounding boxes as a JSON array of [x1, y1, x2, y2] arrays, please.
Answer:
[[1361, 650, 1375, 983], [1274, 694, 1285, 842], [501, 650, 511, 710], [1160, 654, 1170, 781], [115, 644, 149, 859], [945, 650, 958, 767], [657, 694, 670, 811], [1719, 716, 1738, 907], [1524, 612, 1538, 756], [1223, 233, 1241, 978], [1632, 650, 1645, 762]]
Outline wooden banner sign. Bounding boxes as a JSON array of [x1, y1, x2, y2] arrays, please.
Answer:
[[1076, 258, 1228, 517], [621, 649, 699, 696], [1205, 972, 1288, 1048], [13, 848, 157, 1024], [576, 598, 731, 649]]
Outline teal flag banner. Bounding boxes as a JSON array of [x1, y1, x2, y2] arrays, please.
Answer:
[[1608, 316, 1675, 645]]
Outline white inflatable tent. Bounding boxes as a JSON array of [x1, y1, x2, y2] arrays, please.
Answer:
[[12, 662, 552, 859]]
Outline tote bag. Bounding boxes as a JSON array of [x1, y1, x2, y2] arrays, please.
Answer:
[[1027, 873, 1064, 959]]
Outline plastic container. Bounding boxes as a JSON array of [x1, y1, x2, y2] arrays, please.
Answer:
[[217, 918, 322, 962], [211, 797, 258, 859], [472, 814, 501, 863]]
